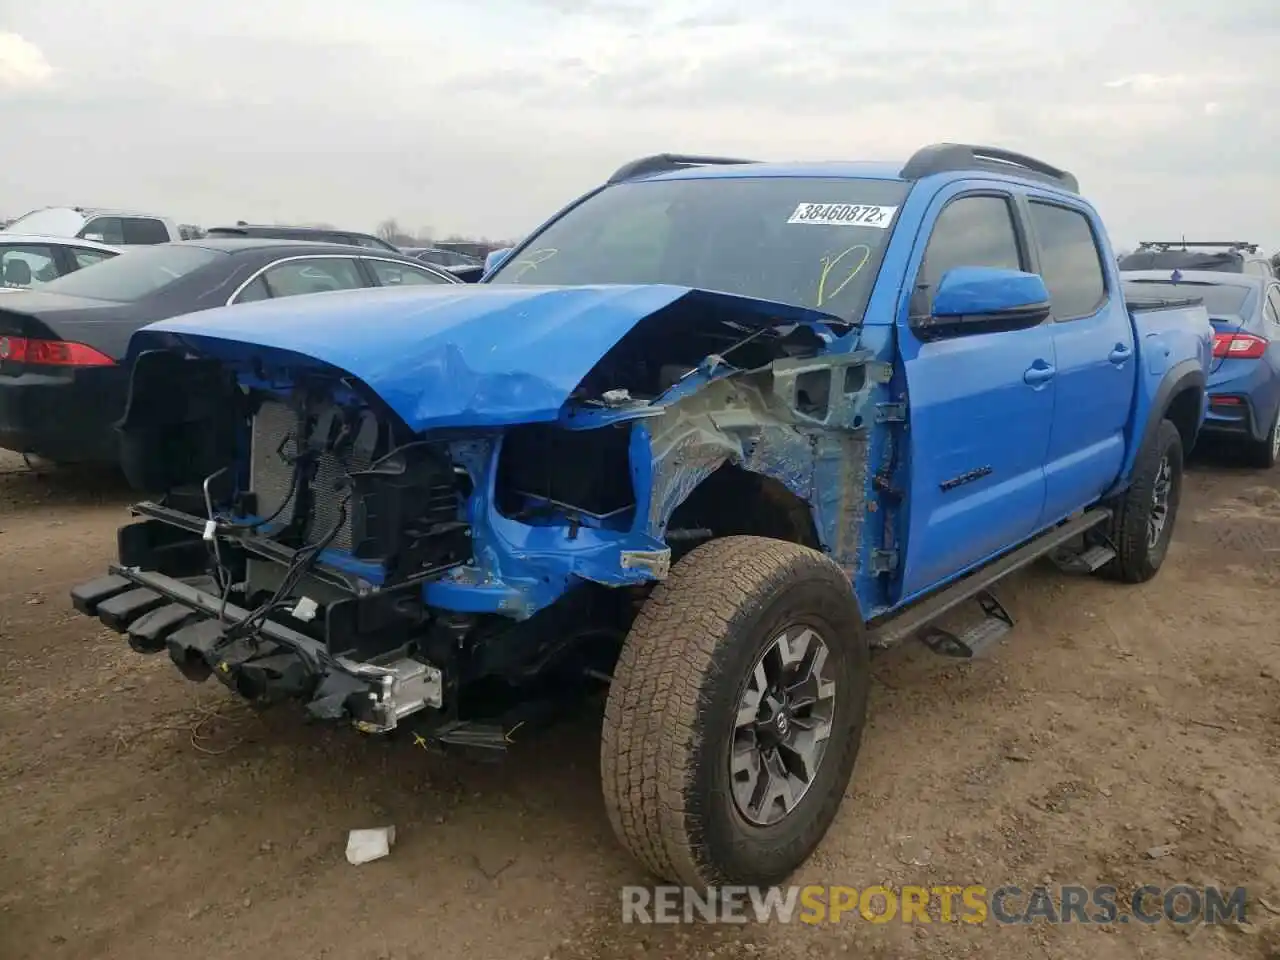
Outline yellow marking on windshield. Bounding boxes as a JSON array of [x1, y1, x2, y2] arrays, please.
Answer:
[[510, 247, 559, 282], [817, 244, 871, 307]]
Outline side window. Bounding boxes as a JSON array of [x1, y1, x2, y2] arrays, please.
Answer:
[[234, 276, 272, 303], [71, 248, 115, 270], [353, 236, 386, 250], [121, 218, 171, 244], [919, 195, 1023, 292], [1, 245, 59, 287], [367, 259, 450, 286], [260, 258, 364, 298], [79, 217, 124, 244], [1027, 201, 1107, 320]]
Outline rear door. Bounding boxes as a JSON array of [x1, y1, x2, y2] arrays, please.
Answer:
[[896, 186, 1056, 600], [1024, 197, 1133, 523]]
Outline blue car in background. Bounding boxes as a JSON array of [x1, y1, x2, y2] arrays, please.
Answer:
[[1123, 270, 1280, 467]]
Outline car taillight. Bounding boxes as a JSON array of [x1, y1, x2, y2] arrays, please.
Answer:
[[0, 335, 115, 367], [1211, 332, 1268, 360]]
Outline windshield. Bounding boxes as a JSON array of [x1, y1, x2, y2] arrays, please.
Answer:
[[3, 207, 86, 237], [38, 244, 222, 302], [1123, 279, 1252, 318], [486, 176, 910, 320]]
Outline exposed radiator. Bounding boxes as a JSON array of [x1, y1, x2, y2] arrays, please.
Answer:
[[248, 400, 373, 552]]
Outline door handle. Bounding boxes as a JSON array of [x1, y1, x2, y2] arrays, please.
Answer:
[[1023, 361, 1056, 386], [1109, 343, 1132, 364]]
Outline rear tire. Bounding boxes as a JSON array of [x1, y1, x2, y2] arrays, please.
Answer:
[[1099, 418, 1183, 583], [600, 536, 869, 887], [1245, 405, 1280, 469]]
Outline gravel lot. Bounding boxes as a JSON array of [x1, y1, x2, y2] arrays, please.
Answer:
[[1, 448, 1278, 960]]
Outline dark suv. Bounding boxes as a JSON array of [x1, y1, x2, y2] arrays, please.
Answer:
[[204, 223, 400, 252], [1118, 241, 1276, 279]]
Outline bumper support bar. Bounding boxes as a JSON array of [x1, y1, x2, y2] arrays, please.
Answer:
[[70, 565, 443, 732]]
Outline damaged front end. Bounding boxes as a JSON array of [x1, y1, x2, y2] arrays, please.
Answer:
[[70, 283, 880, 749]]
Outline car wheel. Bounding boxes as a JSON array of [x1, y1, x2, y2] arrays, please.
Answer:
[[1098, 418, 1184, 584], [600, 535, 869, 887]]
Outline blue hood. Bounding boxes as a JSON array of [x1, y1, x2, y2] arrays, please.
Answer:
[[130, 283, 843, 431]]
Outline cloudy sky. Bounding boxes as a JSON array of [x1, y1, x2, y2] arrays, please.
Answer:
[[1, 0, 1276, 248]]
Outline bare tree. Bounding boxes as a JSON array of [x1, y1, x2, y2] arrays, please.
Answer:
[[376, 218, 402, 242]]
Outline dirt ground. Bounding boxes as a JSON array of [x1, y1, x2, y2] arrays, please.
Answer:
[[1, 447, 1278, 960]]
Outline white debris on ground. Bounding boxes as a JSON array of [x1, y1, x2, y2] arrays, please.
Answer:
[[346, 826, 396, 865]]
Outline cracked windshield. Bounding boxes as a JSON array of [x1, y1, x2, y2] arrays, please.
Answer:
[[487, 176, 909, 320]]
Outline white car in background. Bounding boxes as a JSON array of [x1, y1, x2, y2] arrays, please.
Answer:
[[0, 234, 121, 291], [2, 206, 182, 245]]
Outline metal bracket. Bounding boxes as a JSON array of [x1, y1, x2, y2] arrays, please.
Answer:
[[340, 657, 444, 733], [870, 549, 899, 574], [867, 361, 894, 384], [875, 402, 907, 423], [620, 547, 671, 579]]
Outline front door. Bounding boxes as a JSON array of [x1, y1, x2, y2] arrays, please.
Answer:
[[896, 187, 1056, 602]]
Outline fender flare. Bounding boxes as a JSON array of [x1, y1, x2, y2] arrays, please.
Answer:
[[1143, 359, 1205, 449], [1104, 359, 1204, 501]]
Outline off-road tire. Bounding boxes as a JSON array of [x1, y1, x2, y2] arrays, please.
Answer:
[[1098, 418, 1184, 583], [600, 536, 869, 887], [1245, 406, 1280, 469]]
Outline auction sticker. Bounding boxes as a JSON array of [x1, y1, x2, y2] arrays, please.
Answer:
[[787, 203, 898, 228]]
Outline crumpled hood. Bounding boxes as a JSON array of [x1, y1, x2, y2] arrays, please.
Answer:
[[130, 282, 843, 431]]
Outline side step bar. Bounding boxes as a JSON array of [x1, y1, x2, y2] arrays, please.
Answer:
[[916, 590, 1014, 659], [869, 507, 1111, 649]]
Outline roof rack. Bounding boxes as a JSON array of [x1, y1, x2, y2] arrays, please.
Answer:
[[1136, 240, 1258, 254], [900, 143, 1079, 193], [607, 153, 757, 184]]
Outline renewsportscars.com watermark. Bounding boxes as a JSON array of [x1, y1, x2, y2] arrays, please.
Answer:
[[622, 884, 1250, 926]]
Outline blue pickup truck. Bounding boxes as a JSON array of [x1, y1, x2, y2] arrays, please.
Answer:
[[70, 143, 1212, 888]]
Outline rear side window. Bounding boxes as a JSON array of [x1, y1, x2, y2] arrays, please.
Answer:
[[1, 244, 59, 287], [1266, 287, 1280, 330], [367, 259, 450, 286], [921, 195, 1023, 290], [71, 247, 115, 269], [1028, 201, 1107, 320], [261, 258, 364, 297], [121, 218, 171, 244], [234, 276, 272, 303]]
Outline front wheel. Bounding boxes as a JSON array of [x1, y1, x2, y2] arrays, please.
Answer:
[[1099, 418, 1184, 583], [600, 536, 869, 887]]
